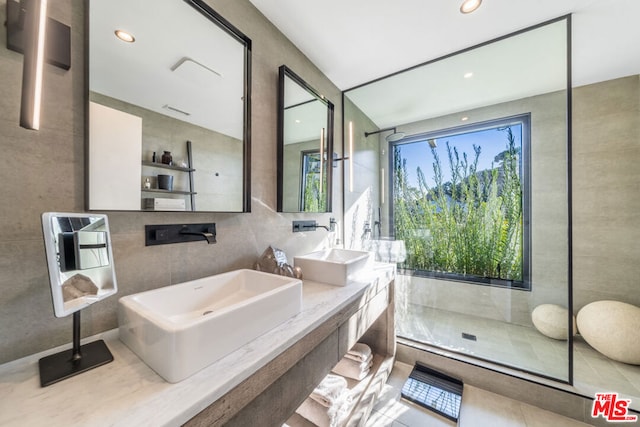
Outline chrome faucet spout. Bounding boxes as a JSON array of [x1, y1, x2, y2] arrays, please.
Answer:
[[315, 217, 336, 232]]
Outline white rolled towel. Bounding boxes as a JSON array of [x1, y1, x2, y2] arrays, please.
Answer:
[[344, 343, 372, 363], [331, 354, 373, 380], [297, 389, 352, 427], [297, 398, 330, 427], [310, 374, 348, 408]]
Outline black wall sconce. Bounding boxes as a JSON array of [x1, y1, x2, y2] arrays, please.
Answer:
[[6, 0, 71, 130]]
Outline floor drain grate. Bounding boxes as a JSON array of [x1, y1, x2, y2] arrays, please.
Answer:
[[462, 332, 477, 341], [401, 363, 463, 422]]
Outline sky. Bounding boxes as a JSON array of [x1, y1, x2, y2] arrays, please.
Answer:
[[394, 124, 522, 188]]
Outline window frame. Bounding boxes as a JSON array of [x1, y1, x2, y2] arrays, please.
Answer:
[[300, 149, 322, 212], [389, 114, 532, 290]]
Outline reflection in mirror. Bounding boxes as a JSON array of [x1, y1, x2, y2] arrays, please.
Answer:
[[278, 65, 334, 212], [87, 0, 251, 212], [42, 213, 118, 317], [343, 18, 570, 381], [40, 212, 118, 386]]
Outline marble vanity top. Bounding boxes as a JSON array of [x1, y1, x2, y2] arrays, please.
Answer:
[[0, 264, 394, 427]]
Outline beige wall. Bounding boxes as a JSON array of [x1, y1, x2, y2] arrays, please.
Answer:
[[572, 75, 640, 310], [343, 97, 381, 248], [0, 0, 343, 364]]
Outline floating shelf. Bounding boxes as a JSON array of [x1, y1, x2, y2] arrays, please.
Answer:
[[141, 161, 195, 172], [141, 141, 197, 210], [287, 353, 395, 427], [142, 189, 197, 195]]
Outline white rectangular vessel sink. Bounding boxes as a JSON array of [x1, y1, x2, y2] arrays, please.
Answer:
[[294, 248, 373, 286], [118, 269, 302, 383]]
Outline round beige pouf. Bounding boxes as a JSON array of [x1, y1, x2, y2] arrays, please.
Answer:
[[577, 300, 640, 365], [531, 304, 576, 340]]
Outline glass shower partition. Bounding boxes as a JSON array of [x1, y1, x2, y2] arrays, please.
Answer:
[[342, 17, 572, 383]]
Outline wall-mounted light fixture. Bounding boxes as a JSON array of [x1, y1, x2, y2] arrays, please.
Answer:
[[6, 0, 71, 130], [349, 121, 354, 192], [20, 0, 47, 130], [380, 167, 385, 205], [331, 125, 353, 186], [319, 127, 325, 194]]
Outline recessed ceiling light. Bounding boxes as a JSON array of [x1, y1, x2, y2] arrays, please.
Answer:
[[464, 72, 474, 79], [295, 119, 301, 123], [114, 29, 135, 43], [461, 116, 469, 121], [460, 0, 482, 14]]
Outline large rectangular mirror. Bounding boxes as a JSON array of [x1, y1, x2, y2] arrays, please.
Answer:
[[87, 0, 251, 212], [277, 65, 334, 212], [344, 17, 571, 382]]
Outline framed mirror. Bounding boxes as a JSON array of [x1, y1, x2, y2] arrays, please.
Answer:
[[87, 0, 251, 212], [277, 65, 334, 212]]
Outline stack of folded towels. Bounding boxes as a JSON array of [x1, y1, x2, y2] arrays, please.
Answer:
[[296, 374, 352, 427], [331, 343, 373, 381]]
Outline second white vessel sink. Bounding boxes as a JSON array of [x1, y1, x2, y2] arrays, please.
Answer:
[[294, 248, 373, 286], [118, 269, 302, 383]]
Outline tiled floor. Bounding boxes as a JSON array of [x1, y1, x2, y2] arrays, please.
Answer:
[[396, 303, 640, 409], [366, 362, 591, 426], [397, 304, 569, 379]]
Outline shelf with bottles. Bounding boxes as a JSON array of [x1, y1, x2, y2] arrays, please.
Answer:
[[141, 161, 195, 173], [141, 188, 197, 195], [141, 141, 197, 210]]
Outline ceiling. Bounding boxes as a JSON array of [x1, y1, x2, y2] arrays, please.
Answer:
[[345, 20, 568, 129], [283, 72, 330, 145], [89, 0, 245, 139], [248, 0, 640, 91]]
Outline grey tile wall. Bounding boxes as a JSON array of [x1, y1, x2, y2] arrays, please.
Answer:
[[0, 0, 343, 364]]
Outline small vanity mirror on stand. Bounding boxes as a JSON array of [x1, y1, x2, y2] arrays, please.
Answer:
[[40, 212, 118, 387]]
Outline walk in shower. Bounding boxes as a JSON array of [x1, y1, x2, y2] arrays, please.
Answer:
[[342, 15, 640, 411]]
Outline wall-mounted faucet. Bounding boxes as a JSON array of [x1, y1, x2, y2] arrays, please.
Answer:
[[316, 217, 336, 232], [363, 221, 372, 239], [180, 226, 216, 244], [145, 223, 217, 246], [292, 218, 336, 233]]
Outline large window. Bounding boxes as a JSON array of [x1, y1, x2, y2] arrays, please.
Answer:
[[391, 115, 530, 289]]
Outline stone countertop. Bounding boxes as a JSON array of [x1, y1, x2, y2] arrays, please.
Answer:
[[0, 265, 394, 427]]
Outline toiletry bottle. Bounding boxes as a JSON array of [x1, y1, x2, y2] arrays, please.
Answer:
[[144, 178, 151, 189], [161, 151, 173, 165], [152, 152, 156, 163]]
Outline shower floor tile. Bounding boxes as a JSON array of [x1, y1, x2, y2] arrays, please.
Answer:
[[397, 303, 640, 411], [397, 303, 569, 379]]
